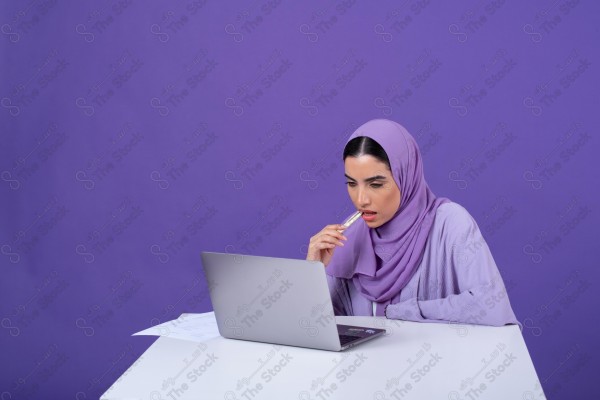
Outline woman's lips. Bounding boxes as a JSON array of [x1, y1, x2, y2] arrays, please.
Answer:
[[361, 211, 377, 221]]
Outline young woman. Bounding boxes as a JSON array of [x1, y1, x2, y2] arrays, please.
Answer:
[[306, 119, 518, 326]]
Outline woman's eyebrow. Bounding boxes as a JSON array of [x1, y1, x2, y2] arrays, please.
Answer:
[[344, 173, 387, 183]]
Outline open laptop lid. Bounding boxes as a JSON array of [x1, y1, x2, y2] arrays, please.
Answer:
[[201, 251, 346, 351]]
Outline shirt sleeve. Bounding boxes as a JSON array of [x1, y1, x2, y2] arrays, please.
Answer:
[[384, 204, 518, 327]]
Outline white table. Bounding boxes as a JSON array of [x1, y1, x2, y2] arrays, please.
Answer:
[[101, 314, 545, 399]]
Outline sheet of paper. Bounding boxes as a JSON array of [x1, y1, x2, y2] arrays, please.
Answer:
[[132, 312, 220, 343]]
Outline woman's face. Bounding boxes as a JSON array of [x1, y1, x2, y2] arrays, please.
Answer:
[[344, 154, 401, 228]]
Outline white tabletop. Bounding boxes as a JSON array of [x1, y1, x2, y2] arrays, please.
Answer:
[[101, 314, 545, 400]]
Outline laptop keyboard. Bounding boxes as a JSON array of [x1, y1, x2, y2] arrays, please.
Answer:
[[339, 334, 361, 346]]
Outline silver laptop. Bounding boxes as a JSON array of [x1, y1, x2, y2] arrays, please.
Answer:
[[201, 251, 386, 351]]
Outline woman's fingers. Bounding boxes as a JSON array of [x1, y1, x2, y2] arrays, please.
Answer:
[[310, 238, 339, 249], [320, 227, 348, 241], [326, 224, 346, 230], [316, 242, 335, 249], [324, 229, 348, 244], [311, 232, 345, 247], [307, 224, 350, 263], [330, 228, 348, 241]]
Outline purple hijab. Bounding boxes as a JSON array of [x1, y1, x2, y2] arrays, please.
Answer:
[[326, 119, 451, 305]]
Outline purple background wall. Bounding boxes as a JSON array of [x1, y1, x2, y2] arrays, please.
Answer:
[[1, 1, 598, 398]]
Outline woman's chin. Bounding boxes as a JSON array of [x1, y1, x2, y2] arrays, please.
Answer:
[[368, 217, 390, 229], [365, 219, 381, 228]]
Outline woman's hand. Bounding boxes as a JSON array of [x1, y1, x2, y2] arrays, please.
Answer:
[[306, 224, 348, 267]]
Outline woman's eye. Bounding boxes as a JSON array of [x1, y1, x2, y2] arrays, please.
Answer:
[[346, 182, 383, 188]]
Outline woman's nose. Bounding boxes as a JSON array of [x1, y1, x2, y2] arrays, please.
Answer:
[[357, 187, 370, 206]]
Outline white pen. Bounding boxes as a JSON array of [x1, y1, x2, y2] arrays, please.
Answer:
[[338, 210, 362, 232]]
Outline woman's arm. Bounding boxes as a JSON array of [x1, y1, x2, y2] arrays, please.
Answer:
[[385, 204, 518, 326], [385, 281, 517, 326]]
